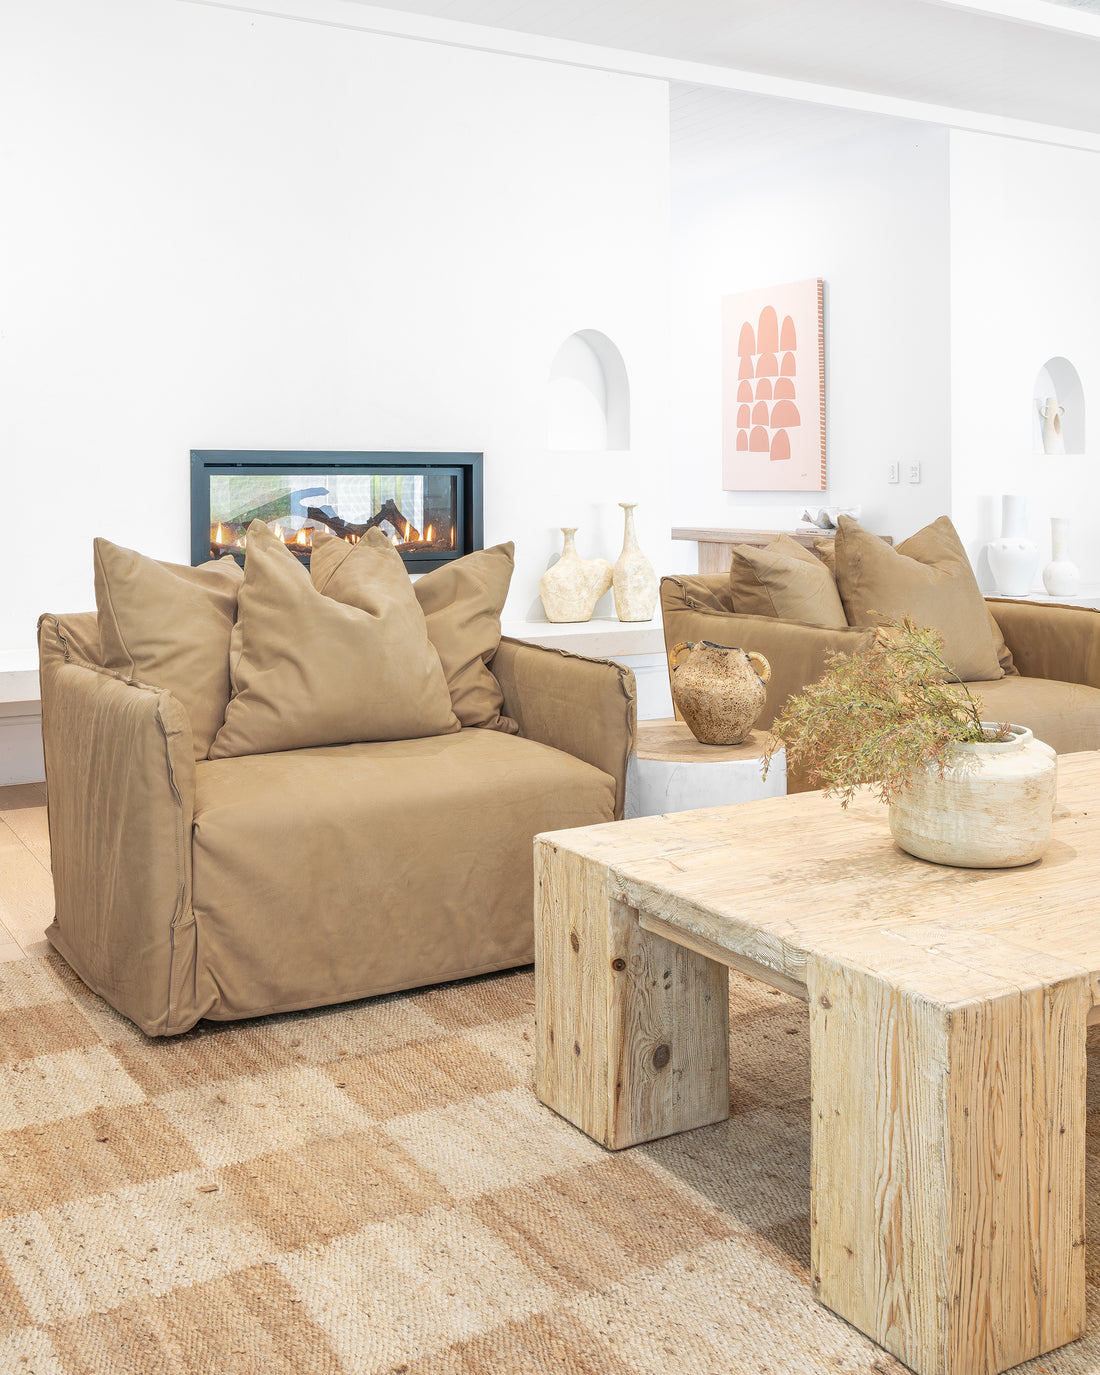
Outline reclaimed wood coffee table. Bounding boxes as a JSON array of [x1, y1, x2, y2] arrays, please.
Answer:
[[535, 752, 1100, 1375]]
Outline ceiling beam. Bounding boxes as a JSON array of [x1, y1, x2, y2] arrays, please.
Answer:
[[176, 0, 1100, 152]]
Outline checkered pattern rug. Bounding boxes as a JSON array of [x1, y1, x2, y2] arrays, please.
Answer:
[[4, 953, 1100, 1375]]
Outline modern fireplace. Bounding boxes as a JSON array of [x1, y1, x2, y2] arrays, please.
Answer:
[[190, 450, 483, 572]]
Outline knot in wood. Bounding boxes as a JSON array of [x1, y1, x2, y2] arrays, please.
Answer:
[[569, 931, 580, 953], [819, 994, 832, 1009], [611, 958, 626, 971], [652, 1043, 671, 1069]]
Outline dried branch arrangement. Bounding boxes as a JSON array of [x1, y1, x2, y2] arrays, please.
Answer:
[[763, 617, 1008, 806]]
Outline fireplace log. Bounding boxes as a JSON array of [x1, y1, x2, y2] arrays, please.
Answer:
[[305, 499, 421, 544]]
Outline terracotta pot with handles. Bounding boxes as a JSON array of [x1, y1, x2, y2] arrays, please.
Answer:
[[669, 640, 771, 745]]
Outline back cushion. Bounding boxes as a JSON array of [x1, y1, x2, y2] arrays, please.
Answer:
[[94, 538, 243, 759], [833, 515, 1004, 681], [728, 533, 847, 628]]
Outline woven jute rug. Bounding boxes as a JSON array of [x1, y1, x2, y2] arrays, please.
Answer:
[[4, 956, 1100, 1375]]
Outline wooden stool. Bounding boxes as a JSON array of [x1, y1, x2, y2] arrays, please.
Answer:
[[624, 719, 785, 818]]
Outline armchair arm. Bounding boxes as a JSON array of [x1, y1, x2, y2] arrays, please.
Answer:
[[491, 636, 636, 819], [38, 614, 198, 1036], [987, 597, 1100, 687]]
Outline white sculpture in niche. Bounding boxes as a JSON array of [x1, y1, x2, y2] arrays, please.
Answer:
[[1037, 397, 1066, 455], [539, 528, 613, 623]]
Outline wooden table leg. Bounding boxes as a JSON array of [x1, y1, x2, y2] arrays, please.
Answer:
[[535, 837, 730, 1150], [807, 952, 1087, 1375]]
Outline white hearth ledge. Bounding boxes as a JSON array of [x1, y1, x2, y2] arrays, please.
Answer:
[[500, 613, 665, 659]]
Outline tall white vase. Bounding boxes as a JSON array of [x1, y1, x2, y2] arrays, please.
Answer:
[[987, 495, 1038, 597], [1042, 516, 1081, 597], [612, 503, 658, 622]]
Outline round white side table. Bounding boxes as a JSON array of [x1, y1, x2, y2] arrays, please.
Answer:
[[625, 720, 785, 819]]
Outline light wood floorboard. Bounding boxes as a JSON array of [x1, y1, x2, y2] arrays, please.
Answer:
[[0, 784, 53, 961]]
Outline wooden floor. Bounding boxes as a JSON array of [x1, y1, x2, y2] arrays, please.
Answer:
[[0, 782, 52, 962]]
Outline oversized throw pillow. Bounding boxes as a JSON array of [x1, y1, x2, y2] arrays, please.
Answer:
[[210, 521, 459, 758], [412, 541, 517, 733], [728, 533, 847, 628], [94, 538, 243, 759], [833, 515, 1005, 681]]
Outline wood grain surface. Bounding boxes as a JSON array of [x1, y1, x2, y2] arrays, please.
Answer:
[[536, 751, 1100, 1375]]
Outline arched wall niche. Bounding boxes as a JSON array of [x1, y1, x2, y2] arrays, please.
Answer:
[[1033, 356, 1086, 455], [546, 329, 630, 451]]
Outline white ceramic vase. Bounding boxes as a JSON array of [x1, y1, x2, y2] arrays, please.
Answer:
[[888, 724, 1056, 868], [612, 503, 658, 622], [1042, 516, 1081, 598], [539, 528, 613, 623], [986, 495, 1038, 596]]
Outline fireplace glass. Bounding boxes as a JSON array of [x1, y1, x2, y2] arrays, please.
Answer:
[[191, 451, 483, 572]]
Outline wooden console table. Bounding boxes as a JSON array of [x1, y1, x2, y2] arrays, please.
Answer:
[[536, 757, 1098, 1375], [671, 527, 891, 575]]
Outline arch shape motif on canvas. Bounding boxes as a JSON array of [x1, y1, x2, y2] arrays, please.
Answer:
[[547, 329, 631, 451], [723, 278, 825, 490]]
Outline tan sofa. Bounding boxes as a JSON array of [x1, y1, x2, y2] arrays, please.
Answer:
[[661, 573, 1100, 789], [38, 611, 634, 1037]]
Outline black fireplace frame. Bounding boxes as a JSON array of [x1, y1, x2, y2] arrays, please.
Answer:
[[190, 449, 483, 572]]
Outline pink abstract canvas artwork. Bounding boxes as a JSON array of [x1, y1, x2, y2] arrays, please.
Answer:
[[722, 279, 825, 492]]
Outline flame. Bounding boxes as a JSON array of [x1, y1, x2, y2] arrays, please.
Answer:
[[450, 525, 455, 549], [391, 531, 400, 546], [426, 524, 433, 543], [294, 527, 312, 547], [273, 524, 287, 543], [213, 522, 229, 545]]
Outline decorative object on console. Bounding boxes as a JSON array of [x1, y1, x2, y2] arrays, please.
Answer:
[[722, 278, 826, 493], [539, 527, 613, 623], [764, 617, 1056, 868], [1038, 396, 1066, 455], [612, 502, 657, 622], [800, 505, 860, 530], [1043, 516, 1081, 598], [987, 494, 1039, 597], [669, 640, 770, 745]]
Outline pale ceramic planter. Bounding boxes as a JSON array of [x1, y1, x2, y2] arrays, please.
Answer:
[[888, 724, 1056, 868], [612, 502, 658, 622], [539, 527, 613, 623]]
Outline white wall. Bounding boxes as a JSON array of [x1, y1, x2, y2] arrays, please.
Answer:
[[0, 0, 672, 655], [669, 114, 952, 557], [949, 130, 1100, 589]]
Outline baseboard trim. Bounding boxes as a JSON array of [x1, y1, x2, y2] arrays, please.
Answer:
[[0, 707, 44, 785]]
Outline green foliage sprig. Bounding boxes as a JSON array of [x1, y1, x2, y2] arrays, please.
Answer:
[[763, 617, 1007, 807]]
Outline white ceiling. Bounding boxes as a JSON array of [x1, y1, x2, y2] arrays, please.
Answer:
[[344, 0, 1100, 140]]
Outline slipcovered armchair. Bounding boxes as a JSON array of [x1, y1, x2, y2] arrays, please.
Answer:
[[38, 530, 636, 1036]]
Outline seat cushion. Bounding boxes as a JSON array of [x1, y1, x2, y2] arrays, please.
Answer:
[[188, 730, 615, 1022], [964, 674, 1100, 756]]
